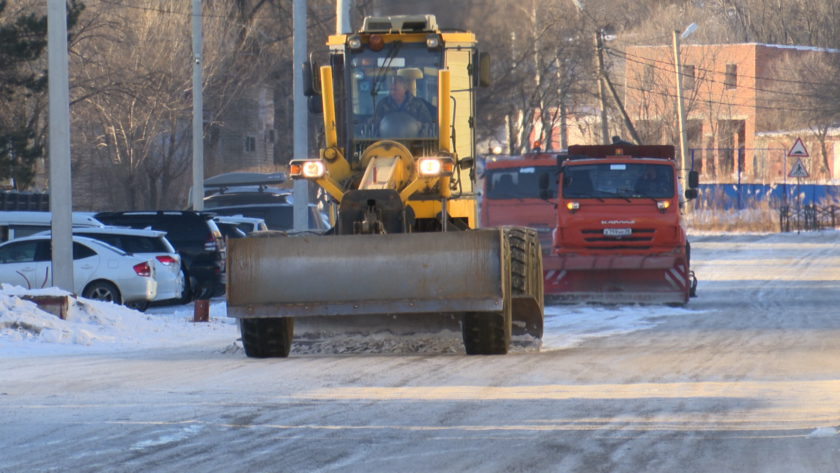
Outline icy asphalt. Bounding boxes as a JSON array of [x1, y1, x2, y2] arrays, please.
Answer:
[[2, 231, 840, 472]]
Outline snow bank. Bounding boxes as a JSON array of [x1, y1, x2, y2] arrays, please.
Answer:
[[0, 284, 235, 357]]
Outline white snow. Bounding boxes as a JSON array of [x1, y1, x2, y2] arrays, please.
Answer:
[[0, 285, 696, 357], [0, 285, 236, 358]]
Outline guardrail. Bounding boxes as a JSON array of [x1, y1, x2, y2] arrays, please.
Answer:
[[779, 205, 840, 232]]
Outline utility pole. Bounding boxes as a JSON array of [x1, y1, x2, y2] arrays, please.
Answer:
[[673, 30, 690, 191], [594, 32, 609, 144], [191, 0, 204, 211], [47, 0, 73, 291], [337, 0, 352, 34], [292, 0, 309, 231]]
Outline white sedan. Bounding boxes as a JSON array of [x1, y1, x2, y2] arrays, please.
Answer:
[[0, 235, 157, 307], [34, 227, 184, 309]]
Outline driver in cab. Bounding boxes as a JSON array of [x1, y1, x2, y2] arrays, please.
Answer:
[[375, 75, 433, 127]]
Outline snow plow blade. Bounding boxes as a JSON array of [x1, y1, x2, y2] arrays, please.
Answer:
[[228, 229, 546, 353], [543, 253, 691, 304]]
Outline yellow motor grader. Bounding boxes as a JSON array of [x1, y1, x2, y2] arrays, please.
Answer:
[[226, 15, 544, 357]]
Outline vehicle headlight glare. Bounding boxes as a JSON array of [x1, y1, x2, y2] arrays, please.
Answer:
[[302, 160, 326, 178], [419, 159, 442, 176], [657, 201, 670, 210]]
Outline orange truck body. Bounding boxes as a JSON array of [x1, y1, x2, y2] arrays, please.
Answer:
[[481, 153, 557, 257], [548, 144, 691, 304], [482, 144, 693, 305]]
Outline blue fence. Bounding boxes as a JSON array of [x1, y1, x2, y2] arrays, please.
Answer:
[[694, 184, 840, 210]]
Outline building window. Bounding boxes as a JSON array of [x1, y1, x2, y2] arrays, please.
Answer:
[[245, 136, 256, 153], [267, 129, 276, 144], [643, 64, 654, 88], [725, 64, 737, 90], [682, 64, 695, 90]]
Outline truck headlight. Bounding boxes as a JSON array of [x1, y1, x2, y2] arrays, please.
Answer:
[[657, 201, 670, 212], [290, 159, 326, 179], [566, 201, 579, 214], [418, 157, 455, 177]]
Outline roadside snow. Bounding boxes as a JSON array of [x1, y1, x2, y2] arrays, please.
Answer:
[[0, 282, 697, 357], [0, 286, 235, 358]]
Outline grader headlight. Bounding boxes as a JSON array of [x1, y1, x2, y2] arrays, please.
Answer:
[[418, 157, 455, 177], [290, 159, 326, 179]]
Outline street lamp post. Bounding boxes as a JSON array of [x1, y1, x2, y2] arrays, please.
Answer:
[[672, 23, 696, 194]]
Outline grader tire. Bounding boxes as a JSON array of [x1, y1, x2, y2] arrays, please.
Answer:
[[240, 317, 294, 358], [507, 227, 544, 341], [462, 311, 511, 355]]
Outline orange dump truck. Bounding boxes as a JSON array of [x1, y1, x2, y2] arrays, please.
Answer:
[[542, 143, 698, 304]]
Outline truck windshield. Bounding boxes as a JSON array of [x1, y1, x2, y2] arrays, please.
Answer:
[[348, 43, 441, 141], [486, 166, 558, 200], [562, 163, 674, 199]]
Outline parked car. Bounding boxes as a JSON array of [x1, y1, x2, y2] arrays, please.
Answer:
[[203, 188, 291, 209], [33, 227, 184, 309], [215, 222, 246, 240], [0, 211, 104, 242], [93, 211, 225, 301], [210, 203, 329, 232], [0, 235, 157, 309], [213, 215, 268, 234]]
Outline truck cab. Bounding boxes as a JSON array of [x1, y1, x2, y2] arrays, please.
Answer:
[[481, 153, 559, 255], [546, 144, 697, 304]]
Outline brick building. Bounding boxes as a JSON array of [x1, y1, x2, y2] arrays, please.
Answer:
[[624, 43, 839, 183]]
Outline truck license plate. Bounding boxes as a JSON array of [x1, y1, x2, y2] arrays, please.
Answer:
[[603, 228, 632, 237]]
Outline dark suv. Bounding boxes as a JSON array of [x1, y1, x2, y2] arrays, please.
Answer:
[[94, 211, 226, 301]]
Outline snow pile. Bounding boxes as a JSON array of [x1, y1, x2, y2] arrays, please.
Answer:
[[806, 427, 837, 438], [0, 284, 235, 355]]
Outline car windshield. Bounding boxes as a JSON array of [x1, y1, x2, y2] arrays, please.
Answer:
[[349, 43, 441, 141], [485, 166, 558, 200], [562, 163, 674, 199]]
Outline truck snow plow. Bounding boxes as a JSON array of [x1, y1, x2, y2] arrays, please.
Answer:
[[226, 15, 543, 357], [542, 143, 698, 304]]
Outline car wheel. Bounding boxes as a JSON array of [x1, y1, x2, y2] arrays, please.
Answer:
[[83, 281, 122, 304], [176, 269, 193, 305], [125, 301, 150, 312]]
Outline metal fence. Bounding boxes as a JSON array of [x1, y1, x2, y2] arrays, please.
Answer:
[[779, 205, 840, 232]]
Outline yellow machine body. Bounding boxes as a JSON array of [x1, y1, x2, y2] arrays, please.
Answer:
[[226, 15, 543, 357]]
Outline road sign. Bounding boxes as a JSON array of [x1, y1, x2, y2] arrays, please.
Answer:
[[789, 158, 809, 178], [788, 137, 809, 157]]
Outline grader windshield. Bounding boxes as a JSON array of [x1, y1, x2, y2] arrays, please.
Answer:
[[348, 43, 441, 142]]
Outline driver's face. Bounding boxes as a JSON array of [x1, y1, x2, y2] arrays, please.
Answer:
[[389, 79, 407, 102]]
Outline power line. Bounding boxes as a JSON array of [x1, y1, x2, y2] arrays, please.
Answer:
[[620, 79, 821, 114], [609, 45, 834, 88], [605, 49, 823, 104]]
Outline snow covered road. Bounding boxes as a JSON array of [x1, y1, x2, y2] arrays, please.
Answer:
[[2, 231, 840, 472]]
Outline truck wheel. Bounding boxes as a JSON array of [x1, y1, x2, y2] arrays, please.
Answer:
[[507, 227, 544, 341], [462, 228, 512, 355], [240, 317, 294, 358]]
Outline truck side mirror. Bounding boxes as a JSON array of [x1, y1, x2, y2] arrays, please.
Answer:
[[688, 170, 699, 189], [538, 172, 552, 200], [684, 188, 699, 200], [458, 157, 474, 170], [478, 52, 491, 87], [539, 172, 549, 191], [302, 61, 316, 97], [307, 95, 323, 114]]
